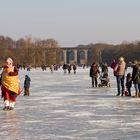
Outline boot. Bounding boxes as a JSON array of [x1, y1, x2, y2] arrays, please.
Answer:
[[134, 92, 139, 98], [3, 100, 10, 110], [9, 107, 14, 110], [137, 92, 140, 98], [9, 101, 15, 110], [121, 91, 124, 96], [3, 106, 9, 110], [136, 93, 139, 98], [134, 92, 137, 97]]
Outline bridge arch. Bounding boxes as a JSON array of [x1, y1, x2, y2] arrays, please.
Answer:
[[60, 48, 88, 65]]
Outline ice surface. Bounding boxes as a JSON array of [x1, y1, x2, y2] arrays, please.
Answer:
[[0, 67, 140, 140]]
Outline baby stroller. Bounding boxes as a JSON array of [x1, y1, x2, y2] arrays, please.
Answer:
[[98, 71, 110, 87]]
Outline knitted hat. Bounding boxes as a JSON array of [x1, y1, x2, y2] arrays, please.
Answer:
[[6, 57, 13, 68], [119, 57, 124, 62]]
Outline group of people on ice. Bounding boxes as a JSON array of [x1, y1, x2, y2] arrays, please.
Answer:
[[89, 56, 140, 98], [41, 63, 60, 72], [90, 62, 110, 88], [1, 55, 140, 111], [0, 57, 31, 111], [62, 63, 77, 74], [110, 57, 140, 97]]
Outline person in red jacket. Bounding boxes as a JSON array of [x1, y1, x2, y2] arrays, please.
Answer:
[[1, 57, 20, 110]]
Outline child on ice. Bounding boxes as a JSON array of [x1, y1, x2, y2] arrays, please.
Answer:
[[125, 73, 132, 96], [24, 75, 31, 96]]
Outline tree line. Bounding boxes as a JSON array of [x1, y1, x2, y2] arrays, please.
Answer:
[[0, 35, 60, 67], [0, 35, 140, 67], [78, 42, 140, 65]]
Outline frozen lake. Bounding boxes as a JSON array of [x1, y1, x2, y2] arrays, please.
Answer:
[[0, 67, 140, 140]]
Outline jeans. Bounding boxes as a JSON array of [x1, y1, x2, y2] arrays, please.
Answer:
[[134, 84, 140, 94], [92, 77, 98, 87], [116, 75, 125, 96]]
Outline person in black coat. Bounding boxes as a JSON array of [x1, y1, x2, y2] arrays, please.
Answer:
[[89, 62, 100, 87], [62, 63, 67, 74], [125, 73, 132, 96], [24, 75, 31, 96], [132, 60, 140, 97]]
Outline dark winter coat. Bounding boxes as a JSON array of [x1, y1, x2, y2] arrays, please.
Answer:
[[90, 64, 100, 78], [132, 64, 140, 84], [62, 64, 67, 70], [101, 64, 108, 73], [24, 75, 31, 89], [73, 64, 77, 70], [126, 76, 132, 88]]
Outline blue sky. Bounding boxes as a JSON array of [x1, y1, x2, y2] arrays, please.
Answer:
[[0, 0, 140, 47]]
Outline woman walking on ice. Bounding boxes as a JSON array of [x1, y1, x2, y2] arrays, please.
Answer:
[[114, 57, 126, 96], [1, 58, 20, 110]]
